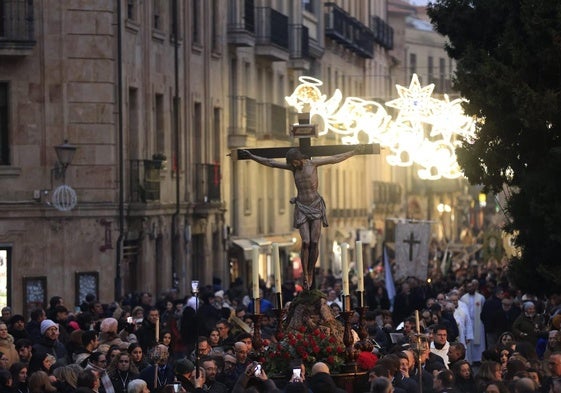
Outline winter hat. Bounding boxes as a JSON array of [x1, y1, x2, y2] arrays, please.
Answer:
[[100, 317, 118, 333], [40, 319, 58, 335], [174, 358, 195, 375]]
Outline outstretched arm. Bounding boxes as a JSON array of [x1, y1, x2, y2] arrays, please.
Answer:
[[241, 150, 290, 170], [313, 145, 366, 166]]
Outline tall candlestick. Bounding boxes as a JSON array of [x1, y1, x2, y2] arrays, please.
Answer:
[[341, 242, 349, 296], [252, 246, 260, 299], [155, 316, 159, 342], [356, 240, 364, 292], [415, 310, 420, 334], [273, 243, 282, 293]]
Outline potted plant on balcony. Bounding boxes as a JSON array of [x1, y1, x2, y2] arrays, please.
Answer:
[[152, 153, 167, 170]]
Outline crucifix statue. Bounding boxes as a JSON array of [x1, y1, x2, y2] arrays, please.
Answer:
[[234, 114, 379, 290]]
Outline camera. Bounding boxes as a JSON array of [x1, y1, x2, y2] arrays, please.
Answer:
[[254, 364, 262, 377], [292, 368, 301, 381]]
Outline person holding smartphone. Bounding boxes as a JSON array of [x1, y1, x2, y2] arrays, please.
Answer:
[[231, 361, 279, 393]]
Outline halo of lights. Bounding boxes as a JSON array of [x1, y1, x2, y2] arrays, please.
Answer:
[[285, 74, 477, 180]]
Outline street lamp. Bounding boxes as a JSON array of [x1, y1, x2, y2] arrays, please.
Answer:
[[52, 140, 77, 180]]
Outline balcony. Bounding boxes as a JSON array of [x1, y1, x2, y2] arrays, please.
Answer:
[[0, 0, 36, 56], [129, 159, 161, 203], [227, 95, 257, 148], [256, 103, 287, 139], [227, 0, 255, 47], [288, 24, 310, 70], [324, 3, 375, 59], [194, 163, 221, 205], [255, 6, 289, 61], [370, 16, 394, 50]]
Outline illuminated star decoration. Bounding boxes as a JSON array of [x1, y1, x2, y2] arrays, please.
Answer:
[[284, 74, 476, 180]]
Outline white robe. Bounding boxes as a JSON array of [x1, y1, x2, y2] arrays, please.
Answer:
[[430, 340, 450, 368], [454, 303, 474, 348], [460, 291, 486, 362]]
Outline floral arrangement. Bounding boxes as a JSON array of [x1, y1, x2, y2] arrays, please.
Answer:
[[262, 325, 346, 376]]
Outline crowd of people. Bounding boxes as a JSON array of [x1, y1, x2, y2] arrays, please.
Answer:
[[0, 262, 560, 393]]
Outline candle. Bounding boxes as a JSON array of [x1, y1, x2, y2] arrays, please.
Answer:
[[356, 240, 364, 292], [273, 243, 282, 293], [341, 242, 349, 296], [415, 310, 420, 334], [252, 245, 260, 299], [155, 316, 159, 342]]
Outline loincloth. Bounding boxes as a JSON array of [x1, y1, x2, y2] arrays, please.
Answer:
[[290, 196, 328, 228]]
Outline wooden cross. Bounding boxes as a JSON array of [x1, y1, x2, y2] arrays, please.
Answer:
[[403, 231, 420, 261], [233, 120, 380, 161]]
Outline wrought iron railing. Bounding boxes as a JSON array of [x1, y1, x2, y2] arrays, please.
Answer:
[[289, 24, 309, 59], [324, 2, 375, 58], [255, 6, 289, 50]]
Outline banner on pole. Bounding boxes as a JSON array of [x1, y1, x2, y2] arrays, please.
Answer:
[[394, 222, 430, 281]]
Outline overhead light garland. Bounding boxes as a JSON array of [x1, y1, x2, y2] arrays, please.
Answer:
[[285, 75, 477, 180]]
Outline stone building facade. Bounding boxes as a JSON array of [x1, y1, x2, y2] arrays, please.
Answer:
[[0, 0, 410, 313]]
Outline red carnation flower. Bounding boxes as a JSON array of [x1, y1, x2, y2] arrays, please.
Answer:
[[327, 355, 335, 364], [357, 352, 378, 370], [299, 326, 306, 333]]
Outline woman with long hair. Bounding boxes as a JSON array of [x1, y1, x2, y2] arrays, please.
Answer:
[[27, 371, 58, 393], [208, 329, 220, 348], [27, 353, 55, 381], [9, 363, 28, 393], [475, 360, 503, 393], [108, 352, 138, 393], [451, 360, 477, 393], [51, 364, 82, 393], [126, 344, 148, 373]]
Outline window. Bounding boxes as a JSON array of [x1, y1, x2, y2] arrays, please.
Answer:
[[439, 57, 446, 92], [153, 0, 161, 29], [0, 247, 11, 309], [128, 88, 139, 159], [192, 0, 201, 45], [155, 94, 164, 154], [409, 53, 417, 81], [213, 107, 221, 162], [428, 56, 434, 81], [193, 102, 202, 164], [303, 0, 314, 13], [127, 0, 137, 21], [211, 0, 221, 54], [0, 83, 9, 165]]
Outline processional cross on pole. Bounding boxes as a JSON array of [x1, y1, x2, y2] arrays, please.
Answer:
[[232, 114, 380, 290]]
